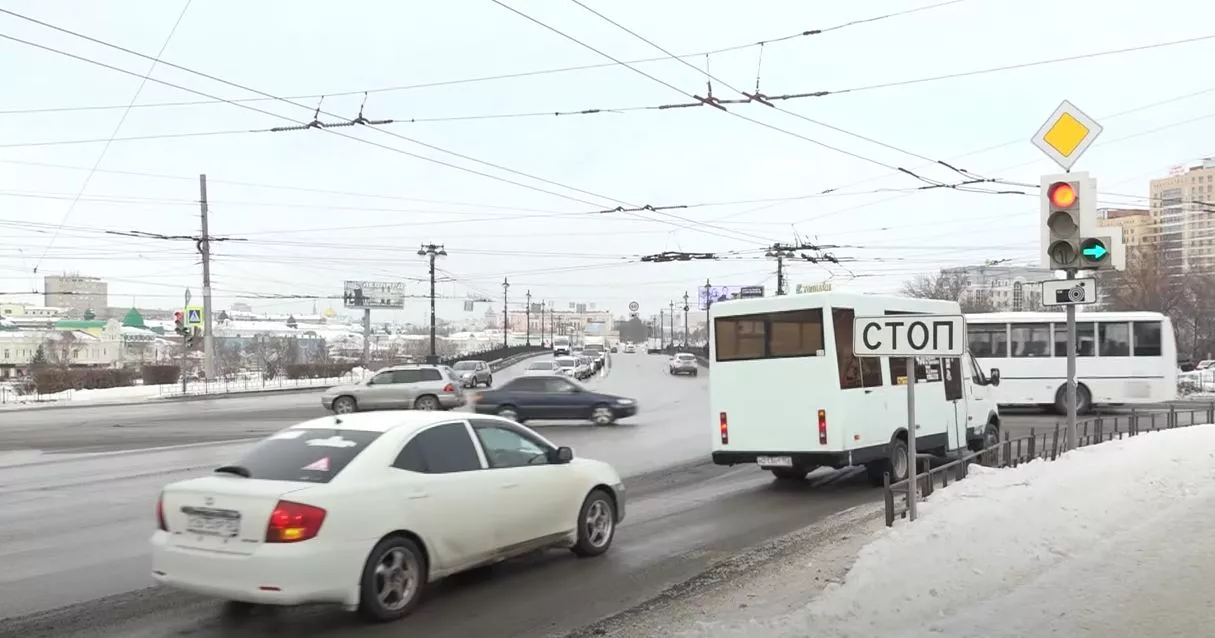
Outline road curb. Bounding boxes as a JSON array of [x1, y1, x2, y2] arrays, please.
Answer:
[[0, 353, 548, 413], [561, 502, 885, 638]]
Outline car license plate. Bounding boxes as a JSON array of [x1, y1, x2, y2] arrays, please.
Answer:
[[185, 511, 241, 537], [757, 456, 793, 468]]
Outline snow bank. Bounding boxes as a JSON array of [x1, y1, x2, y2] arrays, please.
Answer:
[[776, 424, 1215, 637], [0, 367, 371, 409]]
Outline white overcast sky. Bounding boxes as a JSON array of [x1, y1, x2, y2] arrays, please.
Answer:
[[0, 0, 1210, 322]]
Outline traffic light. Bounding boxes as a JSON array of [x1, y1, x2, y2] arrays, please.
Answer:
[[1079, 236, 1111, 268], [173, 311, 186, 336], [1041, 175, 1082, 270]]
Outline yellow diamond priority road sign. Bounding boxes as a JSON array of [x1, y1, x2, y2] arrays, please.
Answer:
[[1032, 100, 1103, 171]]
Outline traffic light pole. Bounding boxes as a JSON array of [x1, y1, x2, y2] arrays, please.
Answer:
[[180, 290, 189, 394], [1065, 270, 1078, 452]]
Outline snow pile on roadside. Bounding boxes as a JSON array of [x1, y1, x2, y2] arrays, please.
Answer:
[[770, 424, 1215, 637], [0, 367, 371, 407]]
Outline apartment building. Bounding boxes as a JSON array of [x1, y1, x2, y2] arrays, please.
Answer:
[[43, 274, 108, 318], [942, 262, 1052, 311], [1149, 161, 1215, 271], [1098, 208, 1154, 247]]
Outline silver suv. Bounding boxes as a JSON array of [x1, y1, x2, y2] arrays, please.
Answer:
[[451, 359, 493, 388], [322, 365, 466, 413]]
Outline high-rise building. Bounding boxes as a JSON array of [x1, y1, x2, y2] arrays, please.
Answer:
[[1149, 160, 1215, 272], [43, 273, 107, 318], [1098, 208, 1154, 247]]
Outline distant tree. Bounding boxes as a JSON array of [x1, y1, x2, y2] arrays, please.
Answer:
[[1102, 247, 1187, 315], [82, 308, 96, 320], [286, 315, 298, 329], [43, 331, 77, 367], [900, 271, 997, 313], [618, 317, 648, 343], [217, 310, 230, 322], [31, 344, 47, 365]]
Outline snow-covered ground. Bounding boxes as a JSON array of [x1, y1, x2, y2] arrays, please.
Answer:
[[598, 424, 1215, 638], [0, 368, 370, 409]]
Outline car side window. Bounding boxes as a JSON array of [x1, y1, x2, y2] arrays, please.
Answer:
[[508, 377, 544, 391], [543, 378, 576, 392], [392, 369, 422, 384], [370, 371, 396, 385], [391, 423, 483, 473], [471, 421, 551, 469], [419, 368, 443, 381]]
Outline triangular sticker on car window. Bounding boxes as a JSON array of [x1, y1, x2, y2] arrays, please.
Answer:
[[301, 457, 330, 471]]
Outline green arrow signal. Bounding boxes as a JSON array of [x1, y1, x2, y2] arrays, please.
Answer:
[[1082, 241, 1108, 260]]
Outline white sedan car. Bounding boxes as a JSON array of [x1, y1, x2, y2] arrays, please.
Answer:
[[522, 360, 560, 376], [150, 412, 625, 622]]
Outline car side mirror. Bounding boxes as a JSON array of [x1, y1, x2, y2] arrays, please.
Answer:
[[989, 368, 1001, 386], [554, 446, 574, 463]]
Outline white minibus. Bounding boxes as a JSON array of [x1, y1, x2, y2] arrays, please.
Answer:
[[552, 336, 571, 356], [966, 311, 1177, 414], [709, 292, 1002, 484]]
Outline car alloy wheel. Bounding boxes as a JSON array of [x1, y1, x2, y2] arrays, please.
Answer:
[[358, 536, 427, 622], [571, 490, 616, 557], [591, 406, 614, 426], [415, 396, 438, 411], [332, 396, 356, 414]]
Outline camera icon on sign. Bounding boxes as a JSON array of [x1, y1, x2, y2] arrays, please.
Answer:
[[1055, 284, 1085, 304]]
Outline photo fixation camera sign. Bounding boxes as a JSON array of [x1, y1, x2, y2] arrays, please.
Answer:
[[1041, 278, 1097, 306]]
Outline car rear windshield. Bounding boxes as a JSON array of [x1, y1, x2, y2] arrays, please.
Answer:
[[556, 358, 576, 366], [453, 361, 477, 370], [677, 354, 696, 360], [584, 344, 605, 352], [228, 428, 382, 483], [528, 362, 554, 369]]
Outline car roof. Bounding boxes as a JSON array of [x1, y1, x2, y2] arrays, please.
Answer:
[[516, 373, 568, 380], [380, 364, 440, 371], [286, 411, 504, 434]]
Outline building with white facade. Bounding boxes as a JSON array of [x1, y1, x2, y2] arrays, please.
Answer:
[[942, 262, 1053, 311], [43, 274, 108, 318]]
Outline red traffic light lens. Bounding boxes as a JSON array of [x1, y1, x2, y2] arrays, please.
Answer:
[[1048, 182, 1077, 208]]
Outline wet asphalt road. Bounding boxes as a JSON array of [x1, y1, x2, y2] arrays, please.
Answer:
[[0, 354, 1208, 637]]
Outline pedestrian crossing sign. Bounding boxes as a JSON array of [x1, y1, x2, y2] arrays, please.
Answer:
[[186, 306, 203, 326]]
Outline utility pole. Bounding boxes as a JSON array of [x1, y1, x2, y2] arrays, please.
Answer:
[[703, 278, 712, 347], [417, 243, 446, 364], [669, 300, 675, 347], [501, 277, 510, 348], [682, 291, 690, 347], [539, 299, 546, 347], [766, 244, 794, 296], [198, 174, 215, 380], [659, 308, 665, 349], [525, 290, 532, 346]]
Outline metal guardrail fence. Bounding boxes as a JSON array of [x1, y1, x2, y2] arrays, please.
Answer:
[[884, 403, 1215, 527]]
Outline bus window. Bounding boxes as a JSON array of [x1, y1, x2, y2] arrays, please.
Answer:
[[768, 310, 825, 358], [831, 308, 881, 389], [1098, 322, 1131, 357], [1133, 321, 1162, 357], [714, 310, 824, 361], [969, 324, 1008, 357], [1010, 324, 1050, 357], [715, 317, 766, 361], [1052, 322, 1095, 356]]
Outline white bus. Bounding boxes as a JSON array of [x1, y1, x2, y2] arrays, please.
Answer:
[[552, 336, 571, 356], [709, 292, 1002, 485], [966, 311, 1177, 414]]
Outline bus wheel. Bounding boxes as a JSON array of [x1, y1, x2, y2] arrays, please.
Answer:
[[770, 467, 807, 481], [1054, 384, 1092, 416], [866, 438, 909, 487]]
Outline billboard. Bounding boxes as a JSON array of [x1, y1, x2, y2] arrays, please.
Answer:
[[795, 282, 832, 294], [343, 280, 405, 309], [698, 285, 764, 310]]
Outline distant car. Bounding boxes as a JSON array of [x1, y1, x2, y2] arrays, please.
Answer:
[[451, 360, 493, 388], [150, 412, 625, 622], [668, 353, 699, 376], [472, 375, 637, 426], [524, 360, 560, 376], [554, 356, 578, 377], [575, 356, 595, 379], [322, 365, 465, 413], [623, 344, 635, 354], [609, 345, 618, 353]]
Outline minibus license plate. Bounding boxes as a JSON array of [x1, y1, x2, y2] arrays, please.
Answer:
[[757, 456, 793, 468]]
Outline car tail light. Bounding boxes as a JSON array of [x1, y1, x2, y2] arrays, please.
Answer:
[[719, 411, 729, 445], [817, 409, 827, 445], [442, 383, 455, 393], [156, 492, 168, 531], [265, 500, 326, 543]]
